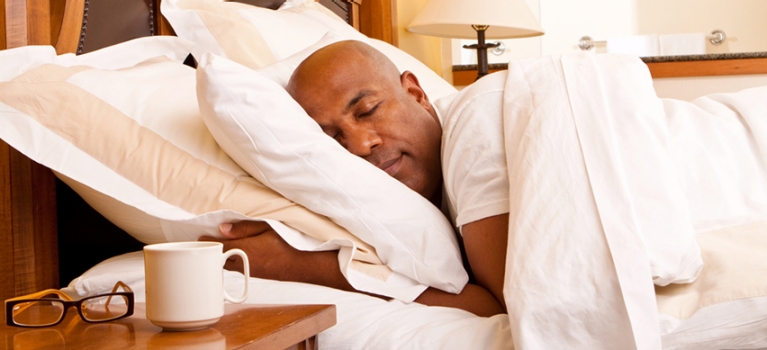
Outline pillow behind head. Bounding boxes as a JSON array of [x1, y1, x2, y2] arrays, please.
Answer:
[[256, 31, 345, 87], [196, 52, 469, 297], [162, 0, 457, 101]]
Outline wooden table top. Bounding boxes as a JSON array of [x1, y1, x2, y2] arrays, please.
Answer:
[[0, 303, 337, 350]]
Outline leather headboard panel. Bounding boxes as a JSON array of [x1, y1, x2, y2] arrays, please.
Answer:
[[235, 0, 286, 10], [78, 0, 288, 54], [80, 0, 154, 54]]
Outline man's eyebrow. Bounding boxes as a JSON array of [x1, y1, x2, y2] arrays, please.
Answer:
[[344, 90, 372, 113]]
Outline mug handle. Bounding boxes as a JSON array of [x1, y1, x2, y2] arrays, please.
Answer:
[[221, 248, 250, 303]]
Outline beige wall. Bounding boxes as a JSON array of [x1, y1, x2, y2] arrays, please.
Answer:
[[396, 0, 444, 76], [635, 0, 767, 54], [397, 0, 767, 67], [518, 0, 767, 57], [653, 75, 767, 101]]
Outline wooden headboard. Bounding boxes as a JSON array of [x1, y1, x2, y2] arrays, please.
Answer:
[[0, 0, 398, 302]]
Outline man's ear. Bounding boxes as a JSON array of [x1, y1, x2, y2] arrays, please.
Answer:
[[401, 71, 431, 108]]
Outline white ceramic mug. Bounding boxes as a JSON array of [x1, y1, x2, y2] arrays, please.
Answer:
[[143, 241, 250, 331]]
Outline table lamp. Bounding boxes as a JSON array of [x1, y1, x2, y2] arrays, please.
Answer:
[[407, 0, 544, 80]]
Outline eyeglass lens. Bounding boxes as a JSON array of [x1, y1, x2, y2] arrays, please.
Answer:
[[11, 301, 65, 326], [11, 295, 131, 326], [81, 295, 131, 321]]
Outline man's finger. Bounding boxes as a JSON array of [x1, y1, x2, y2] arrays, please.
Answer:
[[198, 235, 224, 242], [223, 256, 244, 272], [218, 237, 252, 275], [220, 220, 272, 239], [222, 248, 245, 272]]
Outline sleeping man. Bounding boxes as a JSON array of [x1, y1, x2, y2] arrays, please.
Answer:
[[202, 40, 510, 317], [202, 39, 767, 333]]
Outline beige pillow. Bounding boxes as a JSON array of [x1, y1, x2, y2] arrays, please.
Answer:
[[0, 41, 441, 301], [656, 221, 767, 346]]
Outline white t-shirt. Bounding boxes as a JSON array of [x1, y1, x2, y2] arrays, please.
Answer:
[[434, 71, 509, 231]]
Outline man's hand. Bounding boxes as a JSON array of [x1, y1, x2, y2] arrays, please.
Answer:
[[199, 221, 355, 291], [201, 220, 506, 318], [415, 283, 505, 317], [217, 220, 273, 239]]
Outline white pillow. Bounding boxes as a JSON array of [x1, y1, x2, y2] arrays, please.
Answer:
[[0, 36, 195, 81], [0, 46, 58, 81], [196, 52, 469, 297], [161, 0, 457, 101], [256, 32, 346, 87]]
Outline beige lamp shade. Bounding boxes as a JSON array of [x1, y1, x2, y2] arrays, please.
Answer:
[[407, 0, 544, 39]]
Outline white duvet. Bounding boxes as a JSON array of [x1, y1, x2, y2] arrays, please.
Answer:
[[64, 53, 767, 350], [66, 220, 767, 350], [500, 53, 767, 349]]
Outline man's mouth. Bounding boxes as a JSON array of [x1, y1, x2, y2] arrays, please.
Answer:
[[378, 155, 403, 177]]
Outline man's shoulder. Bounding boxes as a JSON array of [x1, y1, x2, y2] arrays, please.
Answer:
[[434, 71, 507, 125], [437, 71, 510, 228]]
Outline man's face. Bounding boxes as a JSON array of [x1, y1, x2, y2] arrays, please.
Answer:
[[288, 47, 442, 201]]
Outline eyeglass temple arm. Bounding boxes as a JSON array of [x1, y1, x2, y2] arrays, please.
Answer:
[[104, 281, 133, 306], [6, 289, 74, 302]]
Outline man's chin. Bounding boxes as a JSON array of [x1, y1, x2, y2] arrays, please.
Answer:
[[400, 177, 430, 200]]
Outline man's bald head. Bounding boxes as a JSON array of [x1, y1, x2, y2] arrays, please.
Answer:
[[285, 40, 444, 203], [287, 40, 401, 99]]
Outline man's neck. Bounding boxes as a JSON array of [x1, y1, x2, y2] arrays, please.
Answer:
[[428, 179, 444, 209]]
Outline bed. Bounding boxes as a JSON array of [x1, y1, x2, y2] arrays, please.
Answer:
[[2, 0, 767, 349]]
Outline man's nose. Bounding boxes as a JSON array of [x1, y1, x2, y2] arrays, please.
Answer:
[[344, 127, 381, 157]]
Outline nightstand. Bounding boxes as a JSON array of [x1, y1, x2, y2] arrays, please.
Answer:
[[0, 303, 336, 350]]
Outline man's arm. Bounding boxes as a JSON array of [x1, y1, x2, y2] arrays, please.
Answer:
[[460, 213, 509, 312], [201, 225, 353, 291], [200, 222, 504, 317], [413, 282, 504, 316]]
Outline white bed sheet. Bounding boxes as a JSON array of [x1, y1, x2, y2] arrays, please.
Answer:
[[64, 251, 513, 350], [65, 220, 767, 350]]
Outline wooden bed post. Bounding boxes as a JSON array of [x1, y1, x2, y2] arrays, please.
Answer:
[[154, 0, 176, 36], [1, 0, 60, 302], [0, 141, 59, 303], [3, 0, 53, 48], [359, 0, 398, 46], [1, 0, 6, 49], [345, 0, 360, 30]]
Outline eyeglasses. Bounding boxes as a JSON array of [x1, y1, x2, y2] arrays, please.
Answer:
[[5, 281, 134, 328]]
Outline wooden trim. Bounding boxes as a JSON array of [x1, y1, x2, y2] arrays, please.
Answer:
[[1, 0, 6, 49], [5, 0, 27, 48], [54, 0, 83, 54], [4, 0, 54, 49], [155, 0, 175, 36], [646, 58, 767, 78], [0, 141, 14, 302], [359, 0, 397, 46], [26, 0, 50, 44], [49, 0, 65, 49], [31, 156, 58, 294], [0, 141, 59, 302], [346, 0, 360, 30], [453, 57, 767, 86], [10, 147, 36, 296], [452, 68, 505, 86]]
